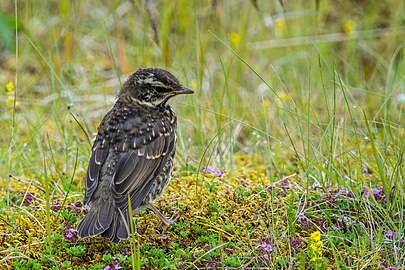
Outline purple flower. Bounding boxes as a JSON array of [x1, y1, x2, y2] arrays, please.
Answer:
[[201, 166, 215, 174], [265, 245, 274, 252], [11, 196, 18, 204], [298, 212, 306, 220], [373, 188, 382, 195], [63, 228, 77, 240], [202, 166, 223, 177], [214, 170, 223, 177], [104, 263, 122, 270], [387, 268, 396, 270], [181, 238, 189, 246], [162, 235, 171, 245], [25, 193, 34, 201], [21, 193, 35, 206], [66, 201, 87, 215], [281, 179, 289, 189], [291, 237, 303, 249], [263, 254, 269, 261], [300, 219, 311, 230], [75, 201, 83, 208], [373, 187, 386, 202], [65, 232, 74, 240], [339, 188, 349, 197], [363, 188, 370, 198], [385, 229, 398, 241], [260, 240, 275, 253], [267, 185, 274, 191], [52, 203, 61, 212], [333, 223, 341, 231]]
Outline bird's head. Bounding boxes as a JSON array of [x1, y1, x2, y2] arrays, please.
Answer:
[[118, 68, 194, 106]]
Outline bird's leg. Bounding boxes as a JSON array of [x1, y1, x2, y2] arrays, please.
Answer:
[[147, 201, 178, 226]]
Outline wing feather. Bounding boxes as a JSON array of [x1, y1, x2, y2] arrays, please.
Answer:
[[84, 140, 109, 205], [111, 128, 175, 210]]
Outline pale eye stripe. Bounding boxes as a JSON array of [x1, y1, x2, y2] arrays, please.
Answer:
[[151, 81, 171, 88], [137, 77, 172, 88]]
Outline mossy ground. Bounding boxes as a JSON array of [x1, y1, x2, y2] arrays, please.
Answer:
[[1, 151, 403, 269]]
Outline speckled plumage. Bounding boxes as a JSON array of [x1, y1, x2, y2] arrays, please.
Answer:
[[77, 68, 193, 243]]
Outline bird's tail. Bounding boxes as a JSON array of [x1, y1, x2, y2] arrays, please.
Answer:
[[76, 197, 135, 244]]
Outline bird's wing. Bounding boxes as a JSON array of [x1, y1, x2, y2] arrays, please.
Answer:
[[84, 138, 109, 205], [111, 127, 176, 210]]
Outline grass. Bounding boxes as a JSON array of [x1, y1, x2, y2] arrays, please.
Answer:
[[0, 0, 404, 269]]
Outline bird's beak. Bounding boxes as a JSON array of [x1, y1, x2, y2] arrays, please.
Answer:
[[173, 86, 194, 95]]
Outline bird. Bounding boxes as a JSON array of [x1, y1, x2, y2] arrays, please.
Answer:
[[76, 68, 194, 243]]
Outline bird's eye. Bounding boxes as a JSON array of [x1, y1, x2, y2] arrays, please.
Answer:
[[155, 86, 173, 93]]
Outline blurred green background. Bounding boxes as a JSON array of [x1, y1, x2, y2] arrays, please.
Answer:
[[1, 1, 404, 172]]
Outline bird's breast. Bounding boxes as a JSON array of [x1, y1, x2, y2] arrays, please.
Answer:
[[100, 105, 177, 154]]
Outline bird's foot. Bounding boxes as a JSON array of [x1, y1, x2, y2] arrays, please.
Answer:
[[147, 202, 179, 227], [162, 210, 179, 227]]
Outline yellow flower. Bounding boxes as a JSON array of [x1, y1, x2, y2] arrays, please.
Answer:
[[274, 18, 286, 31], [6, 81, 14, 92], [310, 231, 321, 242], [262, 98, 272, 108], [276, 91, 290, 102], [6, 95, 19, 105], [274, 18, 286, 37], [6, 96, 15, 106], [343, 20, 356, 34], [310, 243, 318, 250], [309, 231, 324, 262], [229, 32, 241, 47], [190, 80, 198, 90], [310, 256, 322, 262]]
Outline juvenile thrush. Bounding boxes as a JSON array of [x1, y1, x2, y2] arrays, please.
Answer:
[[77, 68, 193, 243]]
